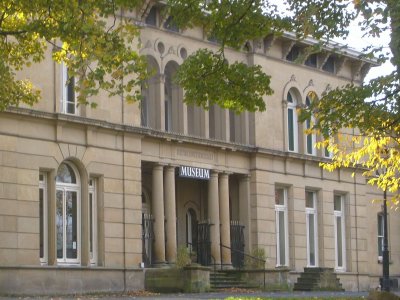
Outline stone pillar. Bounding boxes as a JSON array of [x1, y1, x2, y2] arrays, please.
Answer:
[[219, 173, 232, 267], [208, 171, 221, 265], [152, 164, 166, 264], [239, 175, 251, 254], [164, 166, 177, 264]]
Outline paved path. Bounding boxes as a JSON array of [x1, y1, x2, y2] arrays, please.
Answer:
[[0, 291, 372, 299]]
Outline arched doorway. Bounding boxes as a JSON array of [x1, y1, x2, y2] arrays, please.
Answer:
[[186, 208, 198, 253]]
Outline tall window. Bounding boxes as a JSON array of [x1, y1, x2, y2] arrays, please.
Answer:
[[334, 194, 346, 271], [89, 178, 97, 265], [305, 95, 317, 155], [377, 214, 384, 261], [305, 191, 318, 267], [287, 91, 298, 152], [164, 84, 172, 131], [39, 172, 47, 264], [145, 6, 157, 26], [275, 187, 289, 266], [140, 84, 148, 127], [163, 16, 179, 32], [56, 162, 81, 264], [229, 110, 236, 143], [61, 63, 77, 115]]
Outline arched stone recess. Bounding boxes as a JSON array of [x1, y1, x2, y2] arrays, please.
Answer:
[[164, 60, 185, 134], [303, 80, 321, 100], [140, 45, 162, 68], [57, 143, 87, 165], [160, 55, 183, 74], [141, 55, 162, 129], [282, 76, 302, 153], [282, 75, 303, 105], [53, 158, 91, 266]]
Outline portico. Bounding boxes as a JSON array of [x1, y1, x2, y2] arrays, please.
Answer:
[[141, 162, 251, 268]]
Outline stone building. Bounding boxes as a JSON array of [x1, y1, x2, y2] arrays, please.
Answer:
[[0, 3, 398, 295]]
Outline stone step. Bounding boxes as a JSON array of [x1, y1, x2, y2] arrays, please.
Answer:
[[210, 271, 256, 291], [293, 267, 344, 292]]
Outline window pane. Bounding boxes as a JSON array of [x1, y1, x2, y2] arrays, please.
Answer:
[[306, 191, 314, 208], [287, 92, 293, 103], [141, 88, 148, 127], [309, 214, 315, 266], [66, 191, 78, 259], [229, 110, 236, 143], [336, 216, 343, 267], [288, 109, 294, 151], [164, 99, 170, 132], [145, 6, 157, 25], [306, 121, 313, 154], [56, 163, 76, 184], [209, 105, 215, 139], [334, 195, 342, 211], [39, 188, 44, 259], [275, 188, 285, 205], [89, 193, 93, 256], [378, 237, 383, 257], [378, 214, 383, 235], [279, 211, 286, 265], [56, 190, 63, 259]]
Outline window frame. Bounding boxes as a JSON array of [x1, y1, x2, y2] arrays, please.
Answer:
[[305, 190, 318, 267], [89, 178, 97, 265], [275, 187, 289, 267], [287, 91, 298, 152], [377, 213, 384, 262], [56, 162, 81, 265], [333, 194, 346, 271], [305, 96, 317, 156], [39, 172, 48, 265], [61, 63, 78, 115]]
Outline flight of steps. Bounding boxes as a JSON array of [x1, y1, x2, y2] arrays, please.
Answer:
[[210, 270, 258, 291], [293, 267, 344, 291]]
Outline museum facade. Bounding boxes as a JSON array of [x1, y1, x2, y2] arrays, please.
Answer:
[[0, 2, 398, 295]]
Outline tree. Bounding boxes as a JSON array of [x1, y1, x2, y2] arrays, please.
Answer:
[[292, 0, 400, 204], [0, 0, 147, 110], [2, 1, 399, 202]]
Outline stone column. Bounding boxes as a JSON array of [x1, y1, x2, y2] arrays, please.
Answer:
[[208, 171, 221, 265], [219, 173, 232, 267], [152, 164, 166, 264], [239, 175, 251, 254], [164, 166, 177, 264]]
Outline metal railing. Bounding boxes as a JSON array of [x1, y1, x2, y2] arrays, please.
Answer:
[[220, 244, 266, 289]]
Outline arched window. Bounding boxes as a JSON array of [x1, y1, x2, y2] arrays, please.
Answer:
[[56, 162, 81, 264], [305, 93, 317, 155], [287, 91, 298, 152]]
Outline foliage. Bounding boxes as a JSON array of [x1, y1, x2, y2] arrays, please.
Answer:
[[176, 245, 191, 268], [245, 247, 266, 270], [2, 1, 400, 202], [0, 0, 147, 110]]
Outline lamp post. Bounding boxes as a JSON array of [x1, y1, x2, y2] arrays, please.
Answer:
[[381, 188, 390, 292]]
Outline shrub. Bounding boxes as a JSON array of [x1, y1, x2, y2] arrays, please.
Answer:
[[245, 247, 266, 270], [176, 245, 191, 268]]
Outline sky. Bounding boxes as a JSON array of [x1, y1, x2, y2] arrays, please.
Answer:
[[272, 0, 395, 82], [336, 18, 394, 82]]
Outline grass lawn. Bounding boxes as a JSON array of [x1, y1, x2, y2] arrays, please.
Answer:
[[224, 297, 366, 300]]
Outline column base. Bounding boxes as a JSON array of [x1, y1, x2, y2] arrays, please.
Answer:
[[152, 261, 169, 268]]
